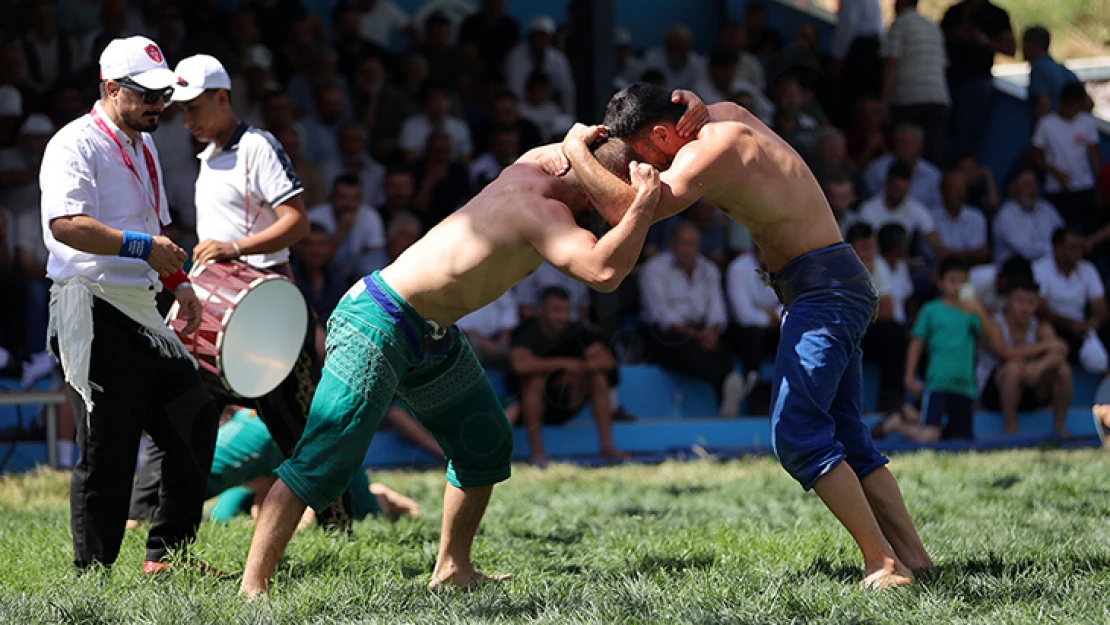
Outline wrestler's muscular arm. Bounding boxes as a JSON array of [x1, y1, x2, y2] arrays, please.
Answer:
[[525, 161, 660, 292]]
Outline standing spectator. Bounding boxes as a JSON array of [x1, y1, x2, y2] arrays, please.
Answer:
[[977, 279, 1072, 436], [863, 124, 943, 211], [356, 0, 416, 50], [1030, 82, 1101, 233], [518, 73, 564, 141], [881, 0, 950, 167], [273, 125, 326, 210], [848, 223, 908, 411], [301, 84, 351, 165], [639, 222, 747, 418], [350, 55, 412, 159], [725, 246, 781, 378], [19, 1, 79, 96], [471, 90, 542, 155], [399, 81, 473, 163], [992, 169, 1064, 265], [469, 126, 518, 191], [291, 224, 348, 327], [1033, 228, 1109, 374], [505, 16, 576, 115], [895, 259, 994, 442], [410, 131, 471, 226], [931, 170, 991, 266], [376, 167, 418, 230], [320, 123, 386, 208], [307, 174, 387, 282], [458, 0, 520, 73], [508, 287, 626, 462], [856, 161, 946, 259], [457, 290, 517, 370], [1023, 26, 1081, 120], [878, 223, 915, 325], [831, 0, 883, 117], [642, 25, 706, 92], [941, 0, 1015, 160]]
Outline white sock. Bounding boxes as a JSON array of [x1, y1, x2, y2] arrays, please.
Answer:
[[609, 388, 620, 412], [0, 347, 9, 369], [57, 441, 76, 468]]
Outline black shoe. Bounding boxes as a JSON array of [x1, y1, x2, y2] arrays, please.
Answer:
[[612, 407, 637, 422]]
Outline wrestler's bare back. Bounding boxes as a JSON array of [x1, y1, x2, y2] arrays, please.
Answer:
[[660, 103, 843, 272], [379, 162, 577, 327]]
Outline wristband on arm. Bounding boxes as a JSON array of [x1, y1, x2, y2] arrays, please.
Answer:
[[120, 230, 153, 259], [159, 269, 191, 293]]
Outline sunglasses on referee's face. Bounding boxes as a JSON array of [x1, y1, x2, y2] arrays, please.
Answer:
[[115, 79, 174, 105]]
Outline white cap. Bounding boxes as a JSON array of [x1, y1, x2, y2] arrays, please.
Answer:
[[614, 27, 632, 47], [99, 36, 176, 89], [19, 113, 55, 137], [171, 54, 232, 102], [0, 85, 22, 117], [527, 15, 556, 35], [243, 45, 272, 71]]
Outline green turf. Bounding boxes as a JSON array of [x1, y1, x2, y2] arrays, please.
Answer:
[[2, 449, 1110, 624]]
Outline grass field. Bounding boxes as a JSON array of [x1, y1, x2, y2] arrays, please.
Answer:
[[2, 449, 1110, 624]]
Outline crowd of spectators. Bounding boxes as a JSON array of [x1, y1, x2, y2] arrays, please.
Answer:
[[0, 0, 1107, 455]]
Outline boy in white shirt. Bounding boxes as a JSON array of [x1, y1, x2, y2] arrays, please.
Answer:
[[1031, 82, 1101, 233]]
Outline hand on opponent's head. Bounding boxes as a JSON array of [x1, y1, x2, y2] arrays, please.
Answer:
[[671, 90, 709, 137]]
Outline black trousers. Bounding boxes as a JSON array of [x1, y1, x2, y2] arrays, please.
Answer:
[[129, 293, 354, 528], [1046, 189, 1098, 235], [644, 325, 735, 398], [860, 320, 908, 412], [65, 298, 219, 568]]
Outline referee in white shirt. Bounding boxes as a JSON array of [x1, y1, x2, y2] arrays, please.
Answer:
[[126, 55, 357, 526], [40, 36, 219, 572]]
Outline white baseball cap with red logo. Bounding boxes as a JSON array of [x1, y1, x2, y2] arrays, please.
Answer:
[[170, 55, 232, 102], [99, 36, 176, 90]]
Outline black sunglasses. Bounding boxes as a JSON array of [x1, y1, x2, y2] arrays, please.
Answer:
[[116, 79, 173, 105]]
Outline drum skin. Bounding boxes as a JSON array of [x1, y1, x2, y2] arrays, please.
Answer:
[[168, 261, 308, 399]]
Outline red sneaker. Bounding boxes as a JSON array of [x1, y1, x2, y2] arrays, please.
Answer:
[[142, 560, 231, 579]]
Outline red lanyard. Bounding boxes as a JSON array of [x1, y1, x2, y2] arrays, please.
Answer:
[[89, 107, 162, 226]]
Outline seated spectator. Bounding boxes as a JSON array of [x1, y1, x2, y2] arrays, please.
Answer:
[[714, 22, 766, 91], [415, 12, 467, 93], [472, 89, 542, 156], [845, 95, 889, 168], [320, 123, 386, 207], [287, 47, 352, 119], [878, 223, 914, 324], [308, 174, 387, 282], [932, 169, 990, 266], [771, 76, 820, 164], [727, 82, 775, 126], [745, 1, 785, 60], [811, 127, 865, 198], [292, 224, 348, 332], [377, 167, 418, 230], [456, 290, 517, 370], [515, 261, 591, 324], [1033, 228, 1109, 374], [889, 258, 994, 442], [638, 221, 747, 418], [646, 205, 729, 268], [977, 279, 1072, 436], [508, 287, 626, 462], [518, 72, 563, 142], [954, 152, 1000, 214], [230, 45, 279, 130], [766, 25, 824, 94], [458, 0, 520, 73], [848, 223, 908, 412], [365, 211, 423, 275], [725, 246, 781, 379], [824, 171, 860, 235], [399, 81, 473, 163], [259, 90, 298, 136], [505, 16, 575, 115], [301, 84, 351, 165], [1030, 82, 1101, 233], [350, 55, 412, 159], [694, 49, 743, 105], [411, 131, 471, 226], [863, 124, 942, 210], [274, 125, 326, 209], [856, 161, 946, 259], [992, 169, 1064, 265], [469, 126, 519, 191], [642, 24, 706, 91], [971, 255, 1034, 315], [1023, 25, 1081, 120]]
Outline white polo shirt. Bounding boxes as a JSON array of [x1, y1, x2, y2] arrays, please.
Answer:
[[194, 122, 304, 269], [931, 205, 987, 253], [40, 102, 170, 288], [1031, 112, 1099, 194], [1033, 255, 1105, 322], [856, 194, 935, 240]]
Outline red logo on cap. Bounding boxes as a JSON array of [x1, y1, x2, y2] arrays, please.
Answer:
[[145, 44, 163, 63]]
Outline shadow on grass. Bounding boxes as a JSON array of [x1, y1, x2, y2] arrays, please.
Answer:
[[508, 527, 584, 545], [635, 551, 717, 574], [661, 484, 713, 497], [991, 475, 1021, 489]]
